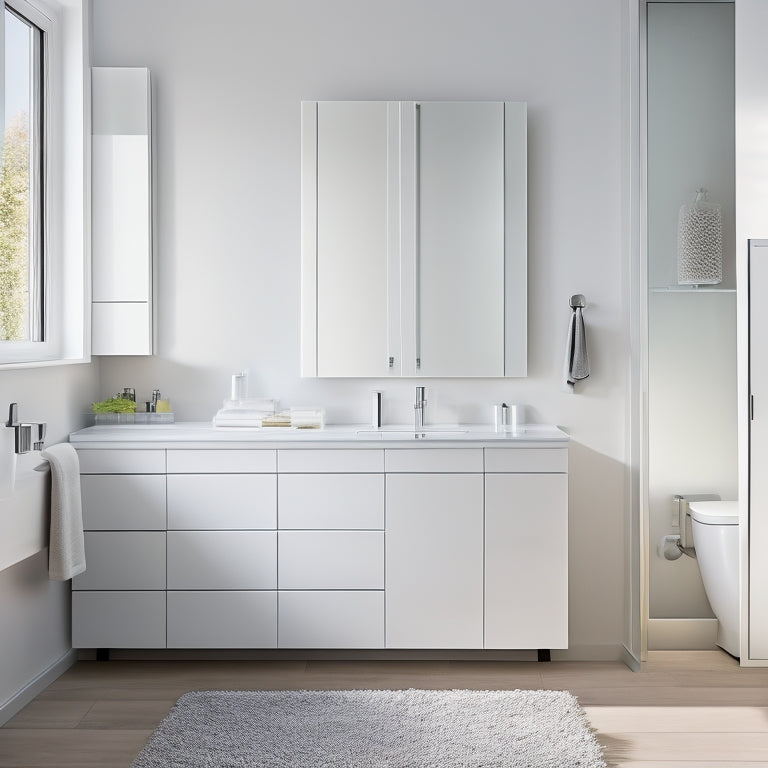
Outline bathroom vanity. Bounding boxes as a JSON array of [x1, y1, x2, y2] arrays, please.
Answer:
[[68, 424, 568, 652]]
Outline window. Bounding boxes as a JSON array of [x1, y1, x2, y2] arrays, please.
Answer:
[[2, 2, 44, 343], [0, 0, 88, 367]]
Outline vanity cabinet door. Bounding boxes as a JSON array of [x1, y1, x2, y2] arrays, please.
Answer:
[[167, 474, 276, 529], [385, 473, 483, 648], [167, 591, 277, 648], [484, 473, 568, 649]]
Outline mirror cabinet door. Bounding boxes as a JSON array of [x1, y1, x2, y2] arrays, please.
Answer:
[[416, 102, 505, 377], [301, 100, 526, 378]]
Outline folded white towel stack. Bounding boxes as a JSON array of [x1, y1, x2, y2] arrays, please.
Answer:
[[290, 408, 325, 429], [213, 397, 277, 428], [41, 442, 86, 581]]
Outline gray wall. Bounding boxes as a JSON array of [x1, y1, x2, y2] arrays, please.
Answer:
[[0, 363, 99, 719]]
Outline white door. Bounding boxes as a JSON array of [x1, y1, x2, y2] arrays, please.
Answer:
[[750, 241, 768, 658], [485, 473, 568, 649], [385, 473, 483, 648]]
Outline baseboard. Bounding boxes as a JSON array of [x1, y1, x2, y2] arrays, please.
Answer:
[[0, 649, 77, 727], [78, 645, 625, 663], [620, 644, 642, 672], [551, 644, 624, 662], [647, 618, 718, 650], [80, 648, 542, 662]]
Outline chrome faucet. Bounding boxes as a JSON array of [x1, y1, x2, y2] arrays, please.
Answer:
[[6, 403, 46, 453], [414, 387, 427, 433]]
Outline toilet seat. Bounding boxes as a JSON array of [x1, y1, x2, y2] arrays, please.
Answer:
[[689, 500, 739, 526]]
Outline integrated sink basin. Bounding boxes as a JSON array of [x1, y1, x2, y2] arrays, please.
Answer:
[[356, 427, 468, 440]]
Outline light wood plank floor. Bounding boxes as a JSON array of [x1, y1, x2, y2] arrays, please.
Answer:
[[2, 651, 768, 767]]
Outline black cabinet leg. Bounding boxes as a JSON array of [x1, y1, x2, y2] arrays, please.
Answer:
[[537, 649, 551, 662], [96, 648, 110, 661]]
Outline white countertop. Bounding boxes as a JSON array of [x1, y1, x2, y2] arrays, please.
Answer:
[[69, 422, 569, 449]]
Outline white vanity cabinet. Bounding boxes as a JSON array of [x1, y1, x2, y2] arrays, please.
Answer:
[[484, 449, 569, 649], [276, 450, 386, 648], [72, 449, 166, 648], [165, 449, 278, 648], [70, 429, 568, 653]]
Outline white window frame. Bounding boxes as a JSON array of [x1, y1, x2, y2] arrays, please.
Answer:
[[0, 0, 88, 367]]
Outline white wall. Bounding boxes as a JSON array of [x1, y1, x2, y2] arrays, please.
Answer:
[[0, 363, 99, 720], [93, 0, 628, 658]]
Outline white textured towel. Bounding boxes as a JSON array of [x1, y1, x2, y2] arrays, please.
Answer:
[[41, 442, 86, 581]]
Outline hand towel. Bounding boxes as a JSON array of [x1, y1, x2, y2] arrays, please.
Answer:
[[564, 306, 590, 391], [41, 442, 86, 581]]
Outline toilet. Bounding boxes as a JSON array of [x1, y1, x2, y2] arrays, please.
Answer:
[[688, 500, 740, 657]]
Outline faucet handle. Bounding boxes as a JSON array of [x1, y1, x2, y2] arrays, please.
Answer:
[[34, 423, 46, 451]]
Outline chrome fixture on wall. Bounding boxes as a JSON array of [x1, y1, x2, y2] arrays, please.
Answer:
[[6, 403, 46, 454], [414, 387, 427, 433]]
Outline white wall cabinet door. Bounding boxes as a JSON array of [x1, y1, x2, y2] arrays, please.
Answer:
[[416, 102, 504, 377], [91, 67, 152, 355], [385, 473, 483, 648], [303, 100, 397, 377], [484, 473, 568, 649]]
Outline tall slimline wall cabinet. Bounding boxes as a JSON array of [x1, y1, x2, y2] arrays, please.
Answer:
[[91, 67, 153, 355]]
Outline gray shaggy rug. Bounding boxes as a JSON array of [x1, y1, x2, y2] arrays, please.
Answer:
[[131, 688, 606, 768]]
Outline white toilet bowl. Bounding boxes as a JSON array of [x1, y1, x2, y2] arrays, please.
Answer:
[[688, 500, 740, 657]]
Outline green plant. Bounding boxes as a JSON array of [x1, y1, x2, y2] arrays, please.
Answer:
[[92, 397, 137, 414]]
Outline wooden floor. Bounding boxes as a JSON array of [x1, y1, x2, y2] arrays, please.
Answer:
[[2, 651, 768, 767]]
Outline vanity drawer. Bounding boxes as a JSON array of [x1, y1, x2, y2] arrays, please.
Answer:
[[167, 591, 277, 648], [384, 448, 483, 473], [167, 474, 276, 529], [278, 531, 384, 589], [72, 591, 166, 648], [81, 475, 166, 530], [278, 474, 384, 529], [167, 449, 276, 474], [278, 591, 384, 648], [484, 448, 568, 473], [73, 532, 166, 590], [77, 448, 165, 474], [277, 449, 384, 473], [167, 531, 277, 590]]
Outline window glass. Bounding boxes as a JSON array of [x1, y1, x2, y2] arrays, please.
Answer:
[[1, 4, 43, 342]]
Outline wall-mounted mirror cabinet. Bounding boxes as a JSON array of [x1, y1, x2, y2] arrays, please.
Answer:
[[301, 100, 527, 378]]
